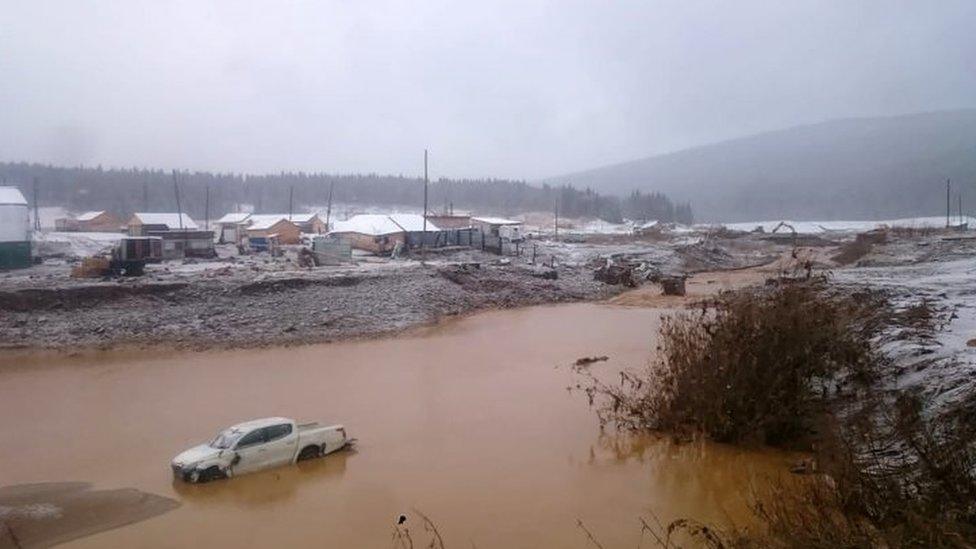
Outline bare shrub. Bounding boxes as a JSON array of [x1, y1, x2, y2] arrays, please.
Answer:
[[831, 229, 888, 265], [574, 279, 889, 446], [570, 275, 976, 547]]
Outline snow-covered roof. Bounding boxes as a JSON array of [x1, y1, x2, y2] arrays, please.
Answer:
[[0, 187, 28, 206], [215, 212, 251, 224], [76, 211, 106, 221], [331, 214, 405, 236], [390, 213, 440, 232], [286, 213, 320, 223], [472, 216, 522, 226], [247, 214, 297, 231], [131, 212, 198, 230]]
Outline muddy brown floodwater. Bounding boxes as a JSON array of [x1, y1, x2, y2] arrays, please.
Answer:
[[0, 302, 796, 548]]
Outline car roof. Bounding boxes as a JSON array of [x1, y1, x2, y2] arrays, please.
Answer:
[[225, 417, 291, 432]]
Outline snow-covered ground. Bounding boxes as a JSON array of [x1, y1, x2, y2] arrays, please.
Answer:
[[720, 216, 976, 235], [32, 231, 124, 258], [837, 251, 976, 416]]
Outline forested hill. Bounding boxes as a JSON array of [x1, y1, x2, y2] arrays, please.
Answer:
[[548, 110, 976, 222], [0, 163, 692, 224]]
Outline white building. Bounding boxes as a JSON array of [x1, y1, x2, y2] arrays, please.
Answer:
[[0, 187, 31, 269]]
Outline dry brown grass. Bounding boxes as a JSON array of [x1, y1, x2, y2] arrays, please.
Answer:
[[832, 230, 888, 265], [574, 278, 888, 446]]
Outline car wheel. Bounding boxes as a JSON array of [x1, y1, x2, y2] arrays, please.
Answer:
[[297, 445, 320, 461], [188, 470, 201, 483], [201, 466, 224, 483]]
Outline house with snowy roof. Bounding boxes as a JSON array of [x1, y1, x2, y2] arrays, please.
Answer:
[[56, 210, 124, 232]]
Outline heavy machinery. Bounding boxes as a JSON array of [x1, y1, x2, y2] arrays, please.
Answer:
[[110, 236, 163, 276]]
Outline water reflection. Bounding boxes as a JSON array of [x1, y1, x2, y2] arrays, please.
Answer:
[[172, 448, 355, 508]]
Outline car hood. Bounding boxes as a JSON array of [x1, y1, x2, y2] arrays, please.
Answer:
[[173, 444, 221, 466]]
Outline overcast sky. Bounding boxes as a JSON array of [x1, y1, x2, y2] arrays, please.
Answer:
[[1, 1, 974, 180]]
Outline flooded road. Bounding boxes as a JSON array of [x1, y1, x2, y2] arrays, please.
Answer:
[[0, 303, 794, 548]]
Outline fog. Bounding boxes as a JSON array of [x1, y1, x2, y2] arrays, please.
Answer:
[[1, 1, 974, 179]]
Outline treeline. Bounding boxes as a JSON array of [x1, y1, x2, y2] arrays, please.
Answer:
[[0, 162, 692, 224]]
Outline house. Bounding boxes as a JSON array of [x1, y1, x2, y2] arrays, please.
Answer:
[[0, 187, 31, 269], [286, 213, 327, 234], [329, 214, 409, 254], [128, 213, 199, 236], [127, 213, 213, 259], [56, 211, 124, 232], [245, 215, 301, 245], [471, 217, 523, 240], [214, 212, 252, 244]]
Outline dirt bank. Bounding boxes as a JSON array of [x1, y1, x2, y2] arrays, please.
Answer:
[[0, 261, 620, 353], [0, 233, 791, 354]]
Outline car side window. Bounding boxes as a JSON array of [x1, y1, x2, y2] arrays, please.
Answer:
[[265, 423, 293, 442], [236, 428, 266, 449]]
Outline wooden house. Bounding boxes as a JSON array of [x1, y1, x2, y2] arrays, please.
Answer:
[[245, 215, 301, 245], [56, 211, 124, 232]]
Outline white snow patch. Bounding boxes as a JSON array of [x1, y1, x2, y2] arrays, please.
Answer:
[[33, 231, 124, 258], [720, 216, 976, 235]]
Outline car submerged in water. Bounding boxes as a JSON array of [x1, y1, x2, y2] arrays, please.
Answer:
[[171, 417, 351, 483]]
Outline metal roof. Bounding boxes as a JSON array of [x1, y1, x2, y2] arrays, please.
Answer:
[[131, 212, 198, 230]]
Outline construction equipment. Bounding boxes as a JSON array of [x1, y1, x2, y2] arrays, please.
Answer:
[[72, 237, 162, 278]]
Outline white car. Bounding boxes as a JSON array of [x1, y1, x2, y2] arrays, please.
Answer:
[[171, 417, 351, 483]]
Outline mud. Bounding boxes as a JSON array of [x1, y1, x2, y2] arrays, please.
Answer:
[[0, 482, 179, 548], [0, 236, 786, 353], [0, 262, 618, 353]]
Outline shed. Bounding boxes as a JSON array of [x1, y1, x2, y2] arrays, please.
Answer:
[[128, 213, 199, 236], [0, 186, 31, 269], [214, 212, 252, 244], [144, 230, 215, 259], [471, 217, 523, 240], [56, 210, 124, 232], [245, 215, 301, 244], [329, 214, 407, 254]]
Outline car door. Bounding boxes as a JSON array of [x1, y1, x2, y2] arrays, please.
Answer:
[[263, 423, 298, 467], [232, 427, 269, 474]]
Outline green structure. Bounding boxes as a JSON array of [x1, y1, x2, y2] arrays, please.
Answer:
[[0, 186, 32, 270]]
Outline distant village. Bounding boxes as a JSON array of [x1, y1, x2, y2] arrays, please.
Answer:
[[0, 185, 529, 273]]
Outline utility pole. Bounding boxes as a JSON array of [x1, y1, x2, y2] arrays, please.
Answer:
[[288, 186, 294, 221], [554, 195, 559, 240], [172, 171, 184, 230], [946, 179, 951, 228], [172, 170, 187, 256], [325, 181, 334, 233], [959, 193, 964, 225], [422, 149, 428, 259], [205, 184, 210, 231], [32, 177, 41, 231]]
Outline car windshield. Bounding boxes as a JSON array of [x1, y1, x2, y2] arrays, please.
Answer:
[[209, 429, 243, 449]]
